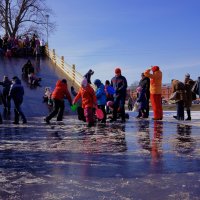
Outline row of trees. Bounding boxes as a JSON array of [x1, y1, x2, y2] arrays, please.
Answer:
[[0, 0, 55, 38]]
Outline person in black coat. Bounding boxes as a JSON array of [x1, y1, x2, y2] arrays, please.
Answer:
[[22, 60, 34, 78], [0, 89, 3, 123], [138, 73, 150, 118], [84, 69, 94, 84], [9, 76, 27, 124], [0, 76, 12, 114], [110, 68, 127, 123]]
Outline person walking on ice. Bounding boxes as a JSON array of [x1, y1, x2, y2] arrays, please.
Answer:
[[44, 79, 72, 124]]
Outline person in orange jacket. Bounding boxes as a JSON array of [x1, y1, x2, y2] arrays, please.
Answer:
[[73, 78, 97, 127], [144, 66, 163, 120], [44, 79, 72, 124]]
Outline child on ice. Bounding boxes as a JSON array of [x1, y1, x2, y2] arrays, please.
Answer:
[[73, 78, 97, 127]]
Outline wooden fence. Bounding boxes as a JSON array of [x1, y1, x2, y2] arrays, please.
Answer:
[[45, 46, 84, 88]]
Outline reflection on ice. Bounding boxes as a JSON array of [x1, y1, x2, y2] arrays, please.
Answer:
[[0, 115, 200, 199], [174, 124, 196, 154]]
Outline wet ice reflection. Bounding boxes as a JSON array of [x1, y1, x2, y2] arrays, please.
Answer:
[[174, 124, 196, 154], [0, 116, 200, 199]]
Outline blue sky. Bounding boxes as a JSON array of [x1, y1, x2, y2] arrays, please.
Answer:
[[46, 0, 200, 85]]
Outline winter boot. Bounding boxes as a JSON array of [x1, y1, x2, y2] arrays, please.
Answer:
[[185, 110, 191, 120]]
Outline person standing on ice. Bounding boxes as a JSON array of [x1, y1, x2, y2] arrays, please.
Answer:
[[144, 66, 163, 120], [44, 79, 72, 124], [9, 76, 27, 124], [184, 73, 196, 120], [93, 79, 107, 123], [73, 78, 97, 127], [110, 67, 127, 123]]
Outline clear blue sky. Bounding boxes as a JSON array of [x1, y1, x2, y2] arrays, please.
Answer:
[[46, 0, 200, 86]]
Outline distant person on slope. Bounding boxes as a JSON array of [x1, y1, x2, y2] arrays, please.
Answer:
[[22, 59, 34, 78]]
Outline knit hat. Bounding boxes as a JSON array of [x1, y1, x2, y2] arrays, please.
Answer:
[[107, 101, 114, 107], [185, 73, 190, 78], [136, 86, 142, 93], [115, 68, 121, 75], [61, 79, 67, 84], [12, 76, 19, 80], [81, 78, 88, 88], [94, 79, 101, 87], [151, 66, 159, 72]]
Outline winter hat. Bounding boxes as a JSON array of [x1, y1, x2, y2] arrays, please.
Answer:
[[185, 73, 190, 78], [105, 80, 110, 85], [115, 68, 121, 75], [94, 79, 101, 87], [136, 86, 142, 93], [12, 76, 19, 80], [61, 79, 67, 84], [151, 66, 159, 72], [107, 101, 114, 107], [81, 78, 88, 88]]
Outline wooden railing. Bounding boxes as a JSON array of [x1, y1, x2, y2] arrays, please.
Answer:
[[45, 46, 84, 88]]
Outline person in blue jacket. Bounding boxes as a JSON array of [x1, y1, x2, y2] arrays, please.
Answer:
[[94, 79, 107, 123], [136, 86, 147, 118], [9, 76, 27, 124]]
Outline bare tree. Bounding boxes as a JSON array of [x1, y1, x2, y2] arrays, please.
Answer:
[[0, 0, 55, 38]]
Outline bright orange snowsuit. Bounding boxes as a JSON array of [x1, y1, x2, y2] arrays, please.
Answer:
[[144, 68, 163, 119], [73, 85, 97, 109]]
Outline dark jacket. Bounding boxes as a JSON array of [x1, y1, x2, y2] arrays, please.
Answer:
[[0, 79, 12, 94], [137, 87, 147, 110], [184, 78, 196, 108], [111, 75, 127, 98], [9, 79, 24, 103], [139, 76, 150, 98], [84, 69, 94, 84], [22, 62, 34, 76]]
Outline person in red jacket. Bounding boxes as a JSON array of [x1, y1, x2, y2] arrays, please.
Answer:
[[44, 79, 72, 124], [73, 78, 97, 127]]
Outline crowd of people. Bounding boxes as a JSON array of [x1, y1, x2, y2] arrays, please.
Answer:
[[0, 34, 46, 58], [43, 66, 167, 127], [0, 61, 199, 127], [42, 68, 128, 127]]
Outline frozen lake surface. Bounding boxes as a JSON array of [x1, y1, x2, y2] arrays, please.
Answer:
[[0, 111, 200, 200]]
